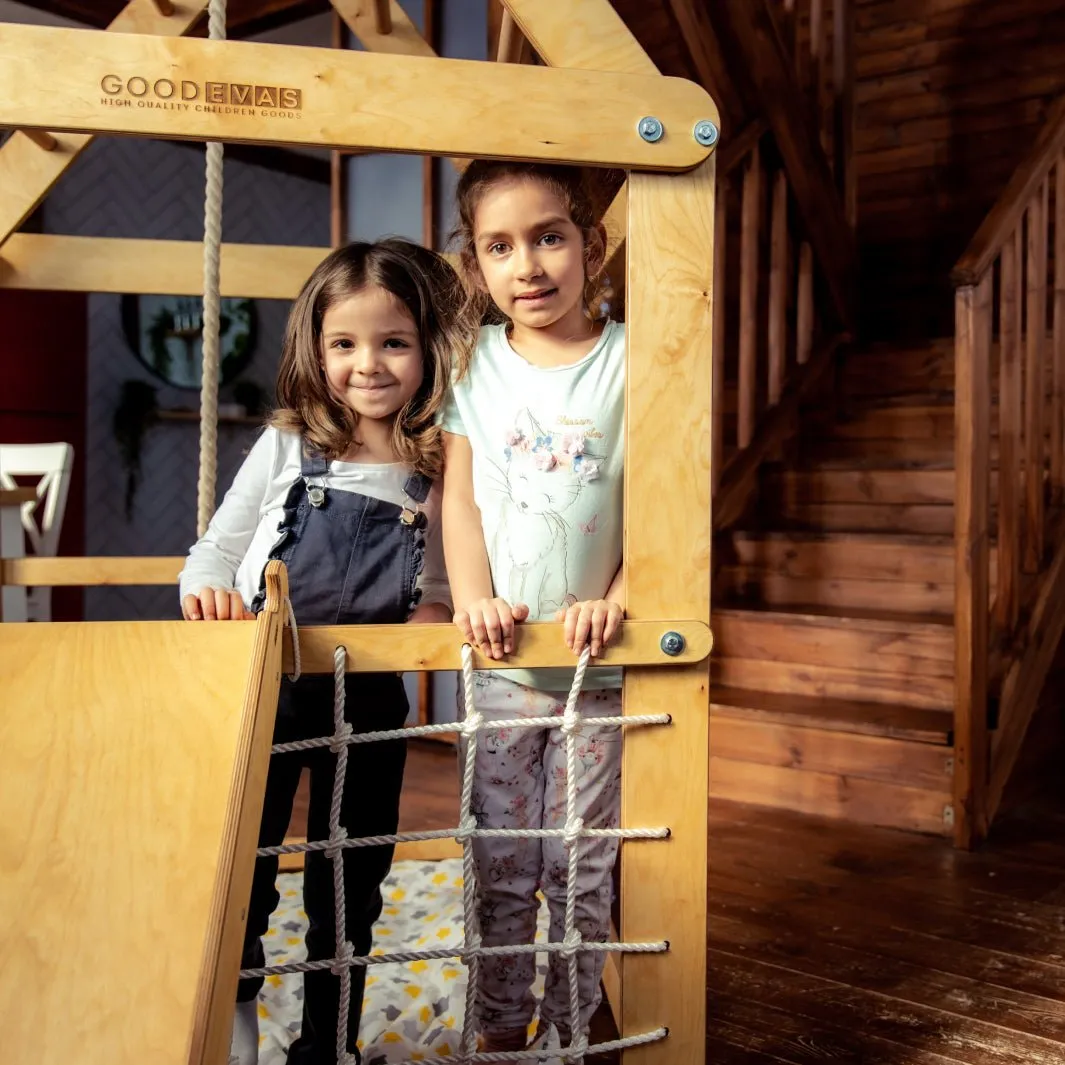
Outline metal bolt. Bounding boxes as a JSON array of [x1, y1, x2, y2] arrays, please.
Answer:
[[943, 805, 955, 827], [637, 116, 664, 143], [660, 631, 686, 657], [693, 120, 719, 147]]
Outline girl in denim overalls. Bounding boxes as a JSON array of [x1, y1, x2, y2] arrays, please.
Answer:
[[180, 240, 470, 1065]]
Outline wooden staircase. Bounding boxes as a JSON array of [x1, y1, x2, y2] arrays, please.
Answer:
[[711, 338, 961, 838]]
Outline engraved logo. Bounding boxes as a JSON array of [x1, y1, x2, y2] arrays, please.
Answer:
[[100, 75, 303, 119]]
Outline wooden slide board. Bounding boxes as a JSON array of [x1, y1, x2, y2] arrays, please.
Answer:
[[0, 564, 287, 1065]]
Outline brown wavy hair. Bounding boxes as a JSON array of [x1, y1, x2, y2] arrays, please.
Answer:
[[449, 161, 617, 380], [270, 239, 472, 479]]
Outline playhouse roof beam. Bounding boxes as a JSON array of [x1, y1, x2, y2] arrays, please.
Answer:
[[0, 234, 331, 299], [0, 24, 717, 169], [0, 0, 207, 245]]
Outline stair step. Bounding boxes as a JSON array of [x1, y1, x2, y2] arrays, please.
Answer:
[[712, 643, 953, 710], [713, 606, 953, 677], [710, 715, 954, 792], [718, 531, 972, 614], [771, 501, 956, 536], [709, 686, 952, 744], [765, 468, 955, 505], [818, 403, 954, 441]]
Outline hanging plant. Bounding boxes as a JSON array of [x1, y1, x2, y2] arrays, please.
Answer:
[[113, 379, 159, 519]]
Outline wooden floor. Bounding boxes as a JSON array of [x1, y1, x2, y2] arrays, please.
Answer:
[[294, 738, 1065, 1063]]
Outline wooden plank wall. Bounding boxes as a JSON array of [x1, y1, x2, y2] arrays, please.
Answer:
[[855, 0, 1065, 339]]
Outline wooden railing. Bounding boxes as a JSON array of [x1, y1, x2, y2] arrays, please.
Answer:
[[951, 96, 1065, 847], [707, 1, 856, 528], [712, 129, 847, 528], [773, 0, 856, 228]]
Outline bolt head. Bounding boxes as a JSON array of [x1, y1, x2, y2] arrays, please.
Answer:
[[660, 631, 686, 657], [693, 120, 719, 147], [637, 116, 664, 143]]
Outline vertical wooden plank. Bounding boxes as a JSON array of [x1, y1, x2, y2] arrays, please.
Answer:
[[796, 240, 814, 365], [953, 274, 992, 849], [329, 10, 347, 250], [832, 0, 856, 227], [997, 237, 1021, 632], [809, 0, 825, 145], [1052, 156, 1065, 503], [624, 158, 713, 1063], [1024, 182, 1048, 571], [768, 169, 788, 406], [422, 0, 438, 251], [711, 180, 728, 494], [738, 145, 761, 447]]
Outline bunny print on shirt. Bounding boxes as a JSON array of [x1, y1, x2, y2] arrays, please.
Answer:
[[485, 408, 606, 617]]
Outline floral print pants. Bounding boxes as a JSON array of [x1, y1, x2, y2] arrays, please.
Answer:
[[460, 671, 622, 1040]]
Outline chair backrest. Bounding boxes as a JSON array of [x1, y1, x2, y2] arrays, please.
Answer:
[[0, 442, 74, 558]]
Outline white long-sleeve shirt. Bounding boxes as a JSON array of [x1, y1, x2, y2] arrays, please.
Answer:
[[179, 427, 451, 612]]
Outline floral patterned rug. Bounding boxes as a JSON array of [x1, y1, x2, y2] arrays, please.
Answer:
[[256, 859, 550, 1063]]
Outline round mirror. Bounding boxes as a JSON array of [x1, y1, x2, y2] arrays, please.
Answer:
[[121, 293, 258, 390]]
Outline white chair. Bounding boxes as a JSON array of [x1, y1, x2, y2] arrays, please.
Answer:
[[0, 442, 74, 622]]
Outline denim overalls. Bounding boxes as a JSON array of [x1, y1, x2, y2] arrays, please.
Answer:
[[241, 446, 431, 1065]]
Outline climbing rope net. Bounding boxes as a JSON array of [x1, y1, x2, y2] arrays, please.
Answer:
[[238, 609, 673, 1064]]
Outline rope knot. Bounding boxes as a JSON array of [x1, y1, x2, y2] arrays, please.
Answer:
[[325, 826, 348, 861], [330, 721, 353, 754], [561, 928, 583, 959], [460, 930, 482, 968], [456, 815, 478, 843], [330, 940, 354, 976], [563, 816, 584, 848], [462, 711, 484, 738], [566, 1033, 590, 1061], [560, 709, 583, 736]]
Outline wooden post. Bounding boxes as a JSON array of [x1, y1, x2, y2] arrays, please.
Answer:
[[768, 168, 788, 405], [997, 234, 1021, 632], [796, 240, 814, 365], [953, 273, 992, 848], [1052, 156, 1065, 503], [711, 180, 728, 494], [373, 0, 393, 34], [422, 0, 438, 251], [1024, 182, 1048, 571], [832, 0, 856, 227], [151, 0, 175, 14], [329, 10, 347, 250], [624, 158, 713, 1064], [738, 145, 761, 447]]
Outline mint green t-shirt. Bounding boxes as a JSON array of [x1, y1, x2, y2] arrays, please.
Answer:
[[440, 320, 625, 691]]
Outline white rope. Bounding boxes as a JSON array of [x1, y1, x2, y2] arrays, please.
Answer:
[[326, 645, 357, 1065], [195, 0, 227, 537], [244, 639, 672, 1063]]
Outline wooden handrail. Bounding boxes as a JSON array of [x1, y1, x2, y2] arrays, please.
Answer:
[[951, 96, 1065, 847], [951, 95, 1065, 287]]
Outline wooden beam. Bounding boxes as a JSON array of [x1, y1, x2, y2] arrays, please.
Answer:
[[289, 620, 712, 675], [0, 25, 715, 171], [496, 9, 529, 65], [953, 274, 993, 848], [501, 0, 658, 77], [330, 7, 346, 248], [0, 234, 331, 298], [623, 159, 713, 1065], [371, 0, 391, 34], [1024, 181, 1048, 571], [704, 0, 856, 328], [330, 0, 434, 57], [20, 129, 59, 151], [996, 230, 1021, 631], [0, 0, 207, 245]]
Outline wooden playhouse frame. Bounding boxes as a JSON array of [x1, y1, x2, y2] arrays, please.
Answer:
[[0, 1, 717, 1062]]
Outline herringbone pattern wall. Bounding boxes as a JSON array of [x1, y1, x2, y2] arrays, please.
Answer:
[[44, 136, 329, 619]]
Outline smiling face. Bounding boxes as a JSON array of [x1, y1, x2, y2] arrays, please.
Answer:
[[319, 284, 425, 426], [471, 176, 592, 338]]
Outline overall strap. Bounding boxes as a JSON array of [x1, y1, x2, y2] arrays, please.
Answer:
[[402, 471, 432, 504], [300, 444, 329, 478]]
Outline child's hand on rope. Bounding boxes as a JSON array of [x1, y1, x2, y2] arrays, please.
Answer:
[[454, 597, 529, 659], [182, 587, 254, 621], [556, 600, 623, 658]]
